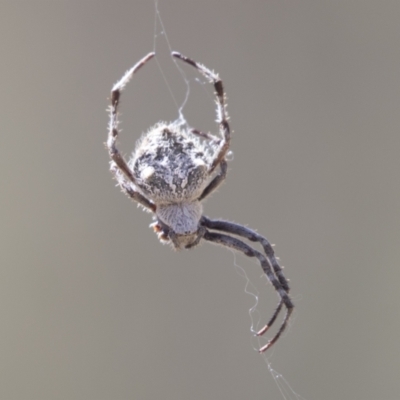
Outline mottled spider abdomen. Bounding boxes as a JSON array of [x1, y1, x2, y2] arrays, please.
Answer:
[[129, 122, 215, 204]]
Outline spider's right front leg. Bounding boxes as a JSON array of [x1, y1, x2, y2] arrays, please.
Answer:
[[172, 52, 231, 200], [172, 51, 231, 172]]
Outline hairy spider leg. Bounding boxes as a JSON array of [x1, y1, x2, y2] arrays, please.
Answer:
[[190, 129, 221, 145], [106, 52, 156, 212], [172, 52, 229, 201]]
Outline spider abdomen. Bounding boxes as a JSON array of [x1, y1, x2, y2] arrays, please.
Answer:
[[130, 123, 214, 203]]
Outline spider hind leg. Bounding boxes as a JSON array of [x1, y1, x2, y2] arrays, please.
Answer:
[[202, 221, 294, 353]]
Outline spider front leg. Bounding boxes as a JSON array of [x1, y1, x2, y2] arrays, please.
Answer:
[[198, 160, 227, 201], [203, 230, 294, 353], [190, 129, 227, 201], [172, 52, 231, 199], [106, 52, 156, 213]]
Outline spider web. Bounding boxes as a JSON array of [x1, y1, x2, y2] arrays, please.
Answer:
[[152, 0, 190, 129], [151, 2, 305, 400], [152, 0, 217, 133]]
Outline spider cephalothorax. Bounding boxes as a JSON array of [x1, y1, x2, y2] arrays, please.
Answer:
[[106, 51, 293, 352]]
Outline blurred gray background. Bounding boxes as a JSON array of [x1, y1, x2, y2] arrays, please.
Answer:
[[1, 1, 400, 399]]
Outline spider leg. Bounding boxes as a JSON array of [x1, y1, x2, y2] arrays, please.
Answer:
[[202, 217, 290, 292], [256, 300, 283, 336], [106, 52, 156, 212], [172, 52, 231, 174], [110, 163, 156, 212], [203, 230, 293, 353], [190, 129, 221, 145], [202, 217, 289, 336], [198, 160, 227, 201]]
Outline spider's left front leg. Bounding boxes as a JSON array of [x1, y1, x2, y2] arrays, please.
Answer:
[[107, 52, 156, 213], [172, 52, 231, 200]]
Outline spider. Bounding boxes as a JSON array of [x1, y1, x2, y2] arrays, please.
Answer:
[[106, 51, 294, 353]]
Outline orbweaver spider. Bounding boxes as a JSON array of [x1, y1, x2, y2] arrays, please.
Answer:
[[106, 51, 294, 352]]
